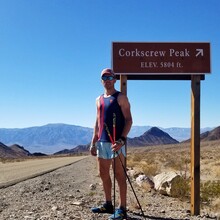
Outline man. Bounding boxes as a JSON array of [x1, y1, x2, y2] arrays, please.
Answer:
[[90, 68, 132, 220]]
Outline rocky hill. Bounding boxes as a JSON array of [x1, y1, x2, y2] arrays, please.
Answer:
[[0, 142, 17, 158], [183, 126, 220, 143], [200, 126, 220, 141], [0, 142, 32, 158], [127, 127, 179, 147], [54, 144, 90, 155], [10, 144, 32, 157]]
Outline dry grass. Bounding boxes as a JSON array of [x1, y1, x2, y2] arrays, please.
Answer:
[[127, 140, 220, 212]]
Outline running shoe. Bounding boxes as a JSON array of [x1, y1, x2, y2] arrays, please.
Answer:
[[91, 203, 114, 214], [108, 208, 126, 219]]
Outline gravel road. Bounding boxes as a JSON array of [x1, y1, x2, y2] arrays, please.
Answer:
[[0, 156, 88, 188]]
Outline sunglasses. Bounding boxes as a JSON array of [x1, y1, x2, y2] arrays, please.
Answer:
[[101, 75, 115, 81]]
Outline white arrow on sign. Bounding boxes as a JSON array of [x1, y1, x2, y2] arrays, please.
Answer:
[[196, 49, 204, 57]]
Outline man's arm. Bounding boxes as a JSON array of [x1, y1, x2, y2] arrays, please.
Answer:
[[112, 93, 132, 152], [90, 98, 100, 156], [118, 93, 133, 138]]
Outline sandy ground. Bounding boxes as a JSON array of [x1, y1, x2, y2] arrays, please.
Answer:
[[0, 142, 219, 219], [0, 154, 219, 219]]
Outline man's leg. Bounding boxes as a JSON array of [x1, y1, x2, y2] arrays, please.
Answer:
[[98, 157, 112, 202]]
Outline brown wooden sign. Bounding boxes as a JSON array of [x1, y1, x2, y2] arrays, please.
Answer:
[[112, 42, 211, 74]]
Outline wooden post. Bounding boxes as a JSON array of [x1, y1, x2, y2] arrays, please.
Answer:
[[120, 75, 127, 96], [191, 75, 201, 215], [120, 74, 127, 211]]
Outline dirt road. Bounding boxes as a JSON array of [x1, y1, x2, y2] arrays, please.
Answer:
[[0, 156, 88, 188]]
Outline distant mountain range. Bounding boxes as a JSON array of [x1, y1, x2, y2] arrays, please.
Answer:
[[51, 127, 179, 155], [0, 123, 215, 154], [0, 124, 93, 154], [1, 126, 220, 158]]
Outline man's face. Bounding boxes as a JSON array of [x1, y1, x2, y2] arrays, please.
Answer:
[[101, 74, 116, 89]]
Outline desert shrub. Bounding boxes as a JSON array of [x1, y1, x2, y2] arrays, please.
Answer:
[[216, 168, 220, 178], [0, 158, 26, 163], [141, 163, 158, 177], [127, 153, 145, 168], [141, 153, 156, 164], [170, 176, 190, 199], [127, 152, 159, 176], [130, 153, 143, 162], [201, 180, 220, 204], [212, 198, 220, 213], [127, 155, 140, 168]]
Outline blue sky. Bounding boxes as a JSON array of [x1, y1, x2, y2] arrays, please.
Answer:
[[0, 0, 219, 129]]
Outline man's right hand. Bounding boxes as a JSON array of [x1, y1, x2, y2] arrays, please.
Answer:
[[90, 145, 97, 156]]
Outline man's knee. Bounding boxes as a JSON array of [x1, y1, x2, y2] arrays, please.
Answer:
[[115, 171, 126, 183], [99, 171, 111, 182]]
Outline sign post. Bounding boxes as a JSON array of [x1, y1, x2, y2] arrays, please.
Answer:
[[191, 75, 201, 215], [112, 42, 211, 216]]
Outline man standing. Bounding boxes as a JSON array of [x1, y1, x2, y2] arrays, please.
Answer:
[[90, 68, 132, 219]]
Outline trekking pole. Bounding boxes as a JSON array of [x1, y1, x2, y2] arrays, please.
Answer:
[[116, 152, 146, 219], [105, 121, 146, 219], [113, 113, 116, 219]]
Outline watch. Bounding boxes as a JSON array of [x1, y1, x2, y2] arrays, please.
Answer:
[[120, 136, 126, 142], [116, 138, 125, 146]]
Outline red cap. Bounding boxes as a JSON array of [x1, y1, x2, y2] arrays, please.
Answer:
[[101, 68, 115, 77]]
